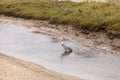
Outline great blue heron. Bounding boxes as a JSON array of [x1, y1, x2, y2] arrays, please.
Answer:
[[61, 41, 73, 53], [60, 37, 73, 58]]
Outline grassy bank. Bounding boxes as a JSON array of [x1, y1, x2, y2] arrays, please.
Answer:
[[0, 0, 120, 32]]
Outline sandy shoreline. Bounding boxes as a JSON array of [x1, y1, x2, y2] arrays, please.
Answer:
[[0, 53, 80, 80]]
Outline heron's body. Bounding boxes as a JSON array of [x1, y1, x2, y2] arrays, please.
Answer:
[[62, 44, 73, 53], [59, 37, 73, 59]]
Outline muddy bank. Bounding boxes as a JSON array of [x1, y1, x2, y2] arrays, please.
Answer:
[[0, 15, 119, 53], [35, 23, 120, 52], [0, 53, 80, 80]]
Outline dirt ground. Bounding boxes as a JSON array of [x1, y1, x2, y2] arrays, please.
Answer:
[[0, 53, 80, 80]]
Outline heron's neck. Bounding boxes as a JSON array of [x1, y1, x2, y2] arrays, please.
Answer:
[[61, 40, 65, 46]]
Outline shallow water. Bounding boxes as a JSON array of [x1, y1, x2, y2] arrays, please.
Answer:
[[0, 21, 120, 80]]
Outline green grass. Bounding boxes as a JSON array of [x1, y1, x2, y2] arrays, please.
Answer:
[[0, 0, 120, 32]]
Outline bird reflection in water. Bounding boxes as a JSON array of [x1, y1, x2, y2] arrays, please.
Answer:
[[61, 50, 72, 59]]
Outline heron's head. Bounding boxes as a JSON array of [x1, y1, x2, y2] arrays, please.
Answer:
[[61, 41, 64, 46]]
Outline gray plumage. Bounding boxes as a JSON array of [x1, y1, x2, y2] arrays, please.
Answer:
[[61, 43, 73, 53], [61, 41, 73, 59], [59, 37, 73, 53]]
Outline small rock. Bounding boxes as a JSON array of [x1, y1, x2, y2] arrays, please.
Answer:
[[75, 33, 79, 36], [82, 30, 90, 35], [112, 38, 120, 47], [64, 29, 68, 32], [107, 32, 119, 39]]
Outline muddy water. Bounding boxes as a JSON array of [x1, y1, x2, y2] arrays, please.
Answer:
[[0, 21, 120, 80]]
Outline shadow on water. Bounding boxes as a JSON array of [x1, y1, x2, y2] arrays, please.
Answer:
[[59, 41, 98, 60], [61, 51, 72, 59]]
